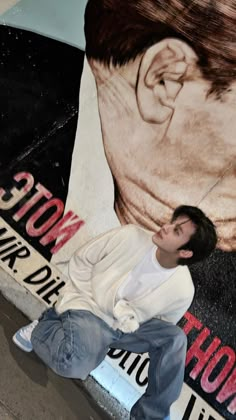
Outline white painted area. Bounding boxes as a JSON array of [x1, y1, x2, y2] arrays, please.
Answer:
[[0, 265, 45, 321], [0, 218, 66, 308], [92, 362, 224, 419], [51, 58, 120, 267]]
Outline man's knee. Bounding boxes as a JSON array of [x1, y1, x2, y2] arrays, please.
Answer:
[[54, 342, 96, 380], [54, 360, 88, 380]]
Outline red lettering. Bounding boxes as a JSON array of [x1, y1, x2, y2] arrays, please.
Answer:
[[0, 173, 86, 253], [186, 328, 221, 379], [201, 346, 235, 393], [26, 198, 64, 236], [183, 312, 203, 335], [40, 211, 84, 254], [217, 367, 236, 415], [0, 172, 34, 210], [13, 183, 52, 221]]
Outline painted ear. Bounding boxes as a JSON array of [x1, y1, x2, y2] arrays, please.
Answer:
[[178, 249, 193, 260], [136, 39, 198, 123]]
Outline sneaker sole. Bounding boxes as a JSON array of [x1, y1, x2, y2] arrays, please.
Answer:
[[12, 334, 33, 353]]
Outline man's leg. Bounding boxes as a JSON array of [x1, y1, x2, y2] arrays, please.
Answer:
[[31, 308, 121, 379], [111, 318, 187, 420]]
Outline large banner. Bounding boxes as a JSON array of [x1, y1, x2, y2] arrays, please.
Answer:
[[0, 1, 235, 419]]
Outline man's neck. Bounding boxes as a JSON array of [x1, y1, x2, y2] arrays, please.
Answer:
[[155, 248, 178, 269]]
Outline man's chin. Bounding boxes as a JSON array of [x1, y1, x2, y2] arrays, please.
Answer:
[[152, 234, 160, 246]]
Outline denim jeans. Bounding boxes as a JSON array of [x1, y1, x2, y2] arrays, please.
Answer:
[[31, 308, 187, 420]]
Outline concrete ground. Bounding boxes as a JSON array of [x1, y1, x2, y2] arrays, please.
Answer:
[[0, 293, 112, 420]]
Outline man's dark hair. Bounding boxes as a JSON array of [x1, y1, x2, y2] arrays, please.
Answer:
[[85, 0, 236, 93], [172, 205, 217, 266]]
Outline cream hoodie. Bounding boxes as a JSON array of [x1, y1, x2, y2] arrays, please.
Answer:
[[55, 225, 194, 333]]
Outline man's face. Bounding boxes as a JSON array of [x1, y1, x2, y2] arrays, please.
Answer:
[[152, 215, 196, 254], [90, 56, 236, 252]]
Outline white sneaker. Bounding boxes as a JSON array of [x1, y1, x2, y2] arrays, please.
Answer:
[[12, 320, 39, 352]]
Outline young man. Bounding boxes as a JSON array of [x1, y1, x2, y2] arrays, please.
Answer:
[[13, 206, 217, 420]]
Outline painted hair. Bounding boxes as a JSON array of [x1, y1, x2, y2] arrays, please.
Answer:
[[85, 0, 236, 93]]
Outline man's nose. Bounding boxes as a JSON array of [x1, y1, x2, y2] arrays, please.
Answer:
[[162, 224, 171, 234]]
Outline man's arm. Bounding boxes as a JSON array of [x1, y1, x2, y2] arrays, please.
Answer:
[[68, 226, 122, 286], [156, 295, 193, 325], [153, 269, 195, 325]]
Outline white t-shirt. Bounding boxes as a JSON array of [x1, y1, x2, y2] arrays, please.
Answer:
[[116, 246, 177, 302]]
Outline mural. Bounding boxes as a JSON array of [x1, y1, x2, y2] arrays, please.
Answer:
[[0, 1, 235, 419]]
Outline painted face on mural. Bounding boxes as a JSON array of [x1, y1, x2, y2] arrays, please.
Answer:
[[85, 0, 236, 253], [89, 38, 236, 252]]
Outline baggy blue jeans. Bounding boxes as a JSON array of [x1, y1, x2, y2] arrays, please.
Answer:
[[31, 308, 187, 420]]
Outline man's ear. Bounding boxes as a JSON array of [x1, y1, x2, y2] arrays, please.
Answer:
[[178, 249, 193, 260], [136, 38, 198, 123]]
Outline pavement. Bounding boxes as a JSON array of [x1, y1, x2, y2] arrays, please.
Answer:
[[0, 293, 113, 420]]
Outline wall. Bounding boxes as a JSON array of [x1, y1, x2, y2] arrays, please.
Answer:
[[0, 1, 235, 419], [0, 0, 87, 48]]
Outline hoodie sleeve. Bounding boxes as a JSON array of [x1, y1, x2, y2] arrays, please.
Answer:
[[67, 226, 123, 286]]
